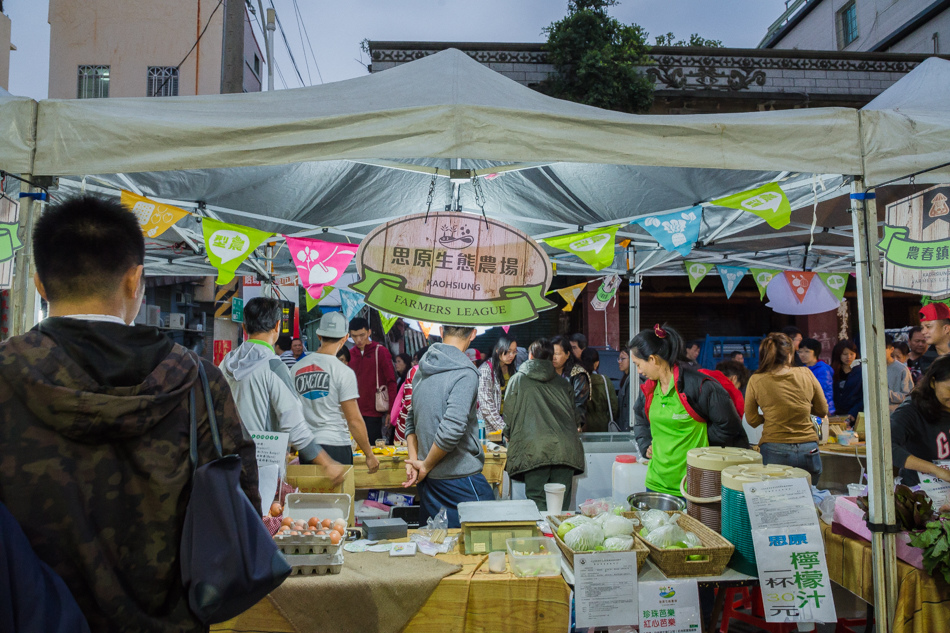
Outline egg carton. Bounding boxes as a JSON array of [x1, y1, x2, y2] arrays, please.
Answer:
[[273, 533, 344, 557], [284, 552, 344, 576]]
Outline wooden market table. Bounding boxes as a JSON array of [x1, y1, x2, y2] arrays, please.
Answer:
[[821, 522, 950, 633], [352, 450, 507, 491], [210, 540, 569, 633]]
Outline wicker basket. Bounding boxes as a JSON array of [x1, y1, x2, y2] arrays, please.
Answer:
[[548, 514, 649, 571], [635, 510, 735, 577]]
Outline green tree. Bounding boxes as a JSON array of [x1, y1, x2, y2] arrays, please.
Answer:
[[540, 0, 654, 114], [654, 32, 724, 47]]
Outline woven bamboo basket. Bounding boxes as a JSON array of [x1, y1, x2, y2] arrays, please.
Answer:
[[548, 514, 649, 571], [635, 510, 735, 577]]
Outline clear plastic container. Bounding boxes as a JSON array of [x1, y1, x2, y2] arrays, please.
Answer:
[[612, 455, 647, 509], [506, 536, 561, 578]]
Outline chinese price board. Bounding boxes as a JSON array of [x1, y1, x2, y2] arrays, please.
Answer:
[[354, 212, 554, 326], [574, 550, 639, 628], [744, 477, 836, 623], [638, 579, 701, 633]]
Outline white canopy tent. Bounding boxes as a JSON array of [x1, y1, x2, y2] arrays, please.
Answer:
[[5, 49, 950, 632]]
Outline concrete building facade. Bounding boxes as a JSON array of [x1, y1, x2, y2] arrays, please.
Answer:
[[0, 9, 11, 91], [760, 0, 949, 54], [47, 0, 263, 99]]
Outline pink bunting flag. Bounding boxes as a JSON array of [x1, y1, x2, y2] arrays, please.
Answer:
[[502, 326, 511, 333], [283, 236, 357, 301]]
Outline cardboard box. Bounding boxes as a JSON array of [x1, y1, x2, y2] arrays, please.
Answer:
[[286, 464, 355, 524]]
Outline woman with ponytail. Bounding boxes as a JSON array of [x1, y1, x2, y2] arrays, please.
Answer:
[[631, 324, 748, 497], [745, 332, 829, 484]]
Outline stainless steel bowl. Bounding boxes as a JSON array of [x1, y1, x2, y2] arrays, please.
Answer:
[[628, 492, 687, 512]]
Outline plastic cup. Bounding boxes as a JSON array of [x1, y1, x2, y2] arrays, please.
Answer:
[[847, 483, 865, 497], [544, 483, 567, 515], [488, 550, 507, 573]]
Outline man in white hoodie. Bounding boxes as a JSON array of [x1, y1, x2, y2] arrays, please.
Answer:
[[220, 297, 345, 485]]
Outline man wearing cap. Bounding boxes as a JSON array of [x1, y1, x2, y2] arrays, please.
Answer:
[[920, 303, 950, 365], [292, 312, 379, 472]]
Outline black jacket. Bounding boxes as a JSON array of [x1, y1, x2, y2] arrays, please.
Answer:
[[614, 373, 631, 432], [565, 364, 591, 431], [633, 363, 749, 454], [890, 398, 950, 486]]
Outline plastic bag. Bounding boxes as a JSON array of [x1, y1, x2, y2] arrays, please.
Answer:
[[411, 507, 457, 554], [603, 515, 636, 538], [643, 523, 689, 548], [681, 531, 702, 548], [564, 523, 605, 551], [579, 498, 612, 517], [557, 514, 592, 538], [638, 509, 672, 533], [603, 535, 635, 551]]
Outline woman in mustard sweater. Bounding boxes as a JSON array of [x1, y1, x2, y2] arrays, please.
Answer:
[[745, 332, 829, 485]]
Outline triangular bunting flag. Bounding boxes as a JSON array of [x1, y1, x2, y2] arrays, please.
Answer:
[[0, 222, 23, 263], [541, 225, 622, 271], [121, 191, 191, 238], [304, 286, 333, 312], [380, 312, 399, 334], [631, 206, 702, 257], [338, 288, 366, 322], [502, 325, 511, 333], [749, 268, 780, 301], [556, 282, 587, 312], [284, 236, 357, 302], [418, 321, 435, 339], [817, 272, 848, 302], [202, 218, 274, 285], [684, 261, 713, 292], [718, 265, 748, 300], [712, 183, 792, 230], [784, 271, 817, 304], [591, 275, 621, 311]]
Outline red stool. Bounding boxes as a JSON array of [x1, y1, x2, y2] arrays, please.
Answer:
[[719, 587, 797, 633], [835, 616, 872, 633]]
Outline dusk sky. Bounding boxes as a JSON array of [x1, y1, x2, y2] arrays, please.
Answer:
[[6, 0, 790, 99]]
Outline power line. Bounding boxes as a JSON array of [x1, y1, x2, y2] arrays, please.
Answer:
[[268, 0, 307, 86], [156, 0, 226, 96], [288, 0, 312, 85], [291, 0, 323, 84]]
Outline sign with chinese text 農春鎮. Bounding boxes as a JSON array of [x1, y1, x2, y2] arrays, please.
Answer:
[[744, 477, 836, 623], [879, 185, 950, 296], [638, 579, 701, 633], [353, 212, 554, 326]]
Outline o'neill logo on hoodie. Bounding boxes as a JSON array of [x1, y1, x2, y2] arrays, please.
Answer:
[[294, 365, 330, 400]]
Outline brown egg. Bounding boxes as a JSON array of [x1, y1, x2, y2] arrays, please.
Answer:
[[332, 519, 348, 533], [321, 518, 332, 529], [329, 530, 342, 545], [308, 517, 321, 528], [281, 517, 294, 527], [269, 502, 283, 517]]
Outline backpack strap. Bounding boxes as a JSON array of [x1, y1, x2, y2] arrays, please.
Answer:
[[674, 365, 707, 424]]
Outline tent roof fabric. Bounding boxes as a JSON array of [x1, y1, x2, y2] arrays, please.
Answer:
[[860, 57, 950, 186], [35, 49, 863, 177], [0, 94, 36, 174]]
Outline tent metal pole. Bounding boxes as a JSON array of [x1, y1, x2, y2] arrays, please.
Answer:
[[628, 247, 639, 439], [850, 176, 898, 633], [11, 174, 40, 336]]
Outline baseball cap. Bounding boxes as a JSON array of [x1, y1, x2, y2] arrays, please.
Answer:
[[315, 311, 348, 338], [919, 303, 950, 322]]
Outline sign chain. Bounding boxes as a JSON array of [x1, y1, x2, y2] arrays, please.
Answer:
[[471, 173, 489, 227]]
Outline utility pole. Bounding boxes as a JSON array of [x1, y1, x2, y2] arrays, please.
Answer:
[[220, 0, 245, 94], [266, 8, 276, 91]]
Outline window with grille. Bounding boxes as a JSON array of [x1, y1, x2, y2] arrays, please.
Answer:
[[147, 66, 179, 97], [77, 65, 110, 99], [838, 1, 858, 48]]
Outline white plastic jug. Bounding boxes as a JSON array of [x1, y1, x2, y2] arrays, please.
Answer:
[[612, 455, 648, 509]]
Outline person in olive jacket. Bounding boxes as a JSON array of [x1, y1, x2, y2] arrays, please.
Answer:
[[503, 338, 586, 512]]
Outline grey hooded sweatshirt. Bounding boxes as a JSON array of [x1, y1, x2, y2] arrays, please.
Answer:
[[220, 340, 321, 462], [405, 343, 485, 480]]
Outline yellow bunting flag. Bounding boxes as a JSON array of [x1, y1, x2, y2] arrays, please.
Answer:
[[556, 282, 587, 312], [120, 191, 190, 238]]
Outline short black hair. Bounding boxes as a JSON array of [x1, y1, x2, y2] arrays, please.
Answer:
[[910, 325, 924, 336], [336, 346, 350, 363], [571, 333, 588, 349], [319, 335, 344, 345], [800, 338, 822, 355], [716, 360, 750, 392], [276, 335, 292, 350], [686, 341, 701, 350], [243, 297, 282, 335], [885, 333, 895, 347], [292, 337, 304, 344], [529, 338, 554, 361], [443, 325, 476, 338], [349, 317, 369, 332], [33, 195, 145, 302], [728, 350, 743, 359], [781, 325, 802, 338]]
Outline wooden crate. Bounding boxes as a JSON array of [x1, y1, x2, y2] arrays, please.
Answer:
[[352, 450, 507, 489], [548, 514, 649, 572], [636, 511, 735, 577]]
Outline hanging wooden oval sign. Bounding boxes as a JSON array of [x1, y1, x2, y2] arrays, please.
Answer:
[[353, 212, 554, 326]]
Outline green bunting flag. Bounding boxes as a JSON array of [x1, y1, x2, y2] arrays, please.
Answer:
[[380, 312, 400, 334], [749, 268, 780, 301], [712, 183, 792, 230], [0, 222, 23, 263], [304, 286, 334, 312], [817, 272, 848, 302], [541, 225, 622, 271], [684, 261, 713, 292], [201, 218, 274, 285]]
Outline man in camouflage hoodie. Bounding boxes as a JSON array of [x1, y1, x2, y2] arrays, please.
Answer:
[[0, 195, 260, 633]]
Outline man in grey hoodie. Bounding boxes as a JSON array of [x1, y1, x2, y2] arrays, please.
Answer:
[[403, 325, 493, 527], [220, 297, 345, 485]]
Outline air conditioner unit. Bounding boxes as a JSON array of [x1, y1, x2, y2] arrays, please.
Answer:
[[167, 313, 186, 329], [146, 305, 161, 327], [174, 291, 193, 305]]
